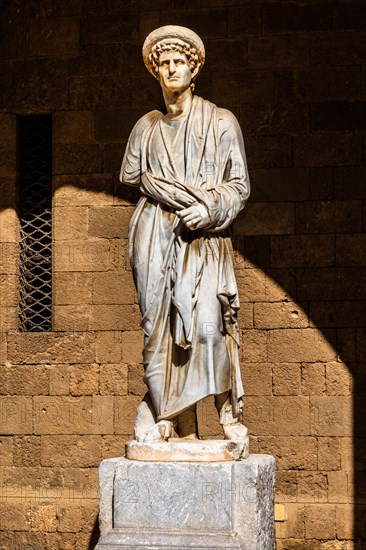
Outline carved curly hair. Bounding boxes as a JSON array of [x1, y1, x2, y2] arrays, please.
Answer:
[[149, 38, 200, 83]]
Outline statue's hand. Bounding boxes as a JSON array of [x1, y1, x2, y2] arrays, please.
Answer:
[[177, 203, 210, 230]]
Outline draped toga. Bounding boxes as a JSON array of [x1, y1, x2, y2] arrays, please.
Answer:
[[120, 95, 250, 421]]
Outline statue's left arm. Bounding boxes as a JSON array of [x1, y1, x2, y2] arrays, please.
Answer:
[[190, 108, 250, 232]]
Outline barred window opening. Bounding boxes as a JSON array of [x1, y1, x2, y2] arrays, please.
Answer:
[[18, 115, 52, 332]]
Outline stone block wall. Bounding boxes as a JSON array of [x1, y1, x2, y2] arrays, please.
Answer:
[[0, 1, 365, 548]]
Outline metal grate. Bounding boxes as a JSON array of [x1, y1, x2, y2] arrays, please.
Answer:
[[18, 115, 53, 332]]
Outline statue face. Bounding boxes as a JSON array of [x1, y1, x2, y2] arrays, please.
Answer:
[[158, 50, 192, 94]]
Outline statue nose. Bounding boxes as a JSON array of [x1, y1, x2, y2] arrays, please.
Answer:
[[169, 60, 176, 74]]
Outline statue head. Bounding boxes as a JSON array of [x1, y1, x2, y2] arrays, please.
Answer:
[[142, 25, 205, 91]]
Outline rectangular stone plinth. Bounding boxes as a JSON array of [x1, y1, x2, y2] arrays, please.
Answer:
[[95, 454, 275, 550]]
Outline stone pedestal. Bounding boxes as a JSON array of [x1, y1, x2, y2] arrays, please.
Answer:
[[95, 454, 276, 550]]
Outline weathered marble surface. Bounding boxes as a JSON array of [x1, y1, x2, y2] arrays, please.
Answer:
[[95, 454, 275, 550]]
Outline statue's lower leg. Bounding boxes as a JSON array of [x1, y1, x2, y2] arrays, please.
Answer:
[[215, 391, 248, 440], [134, 393, 176, 443]]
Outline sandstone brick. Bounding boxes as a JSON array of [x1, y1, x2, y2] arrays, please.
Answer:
[[69, 364, 99, 396], [0, 146, 16, 177], [271, 235, 335, 268], [0, 206, 19, 242], [53, 305, 91, 331], [241, 362, 272, 396], [94, 109, 148, 141], [41, 435, 101, 467], [241, 236, 270, 269], [53, 207, 88, 241], [296, 66, 361, 101], [13, 436, 41, 467], [0, 306, 17, 332], [7, 332, 95, 364], [244, 396, 310, 436], [241, 101, 309, 136], [90, 305, 140, 331], [88, 206, 134, 239], [310, 396, 352, 437], [296, 200, 363, 234], [81, 16, 139, 44], [273, 363, 301, 396], [276, 503, 306, 540], [0, 397, 32, 434], [0, 532, 48, 549], [0, 332, 6, 365], [159, 8, 227, 39], [0, 114, 16, 146], [114, 396, 141, 435], [0, 364, 50, 395], [28, 18, 79, 56], [297, 472, 328, 503], [197, 395, 222, 439], [254, 302, 308, 329], [30, 503, 57, 532], [70, 76, 131, 110], [0, 243, 18, 274], [336, 504, 354, 539], [250, 168, 310, 202], [243, 136, 293, 169], [327, 471, 349, 504], [100, 364, 128, 395], [54, 143, 103, 175], [248, 35, 309, 68], [103, 142, 127, 173], [212, 70, 275, 105], [49, 365, 70, 396], [318, 437, 341, 471], [336, 328, 356, 363], [326, 362, 353, 395], [92, 272, 135, 305], [96, 331, 123, 363], [275, 470, 298, 503], [236, 268, 267, 302], [262, 2, 334, 34], [294, 134, 362, 167], [304, 504, 336, 539], [334, 166, 366, 199], [241, 330, 267, 362], [310, 300, 366, 328], [297, 267, 366, 301], [0, 274, 18, 306], [268, 329, 336, 363], [357, 328, 366, 362], [227, 5, 260, 36], [80, 501, 99, 533], [0, 502, 31, 531], [54, 273, 92, 305], [312, 101, 366, 132], [265, 270, 297, 303], [301, 363, 326, 396], [257, 436, 317, 470], [340, 437, 353, 472], [310, 167, 334, 201], [52, 0, 83, 16], [53, 174, 114, 206], [311, 32, 366, 65], [69, 44, 121, 76], [54, 239, 117, 272], [101, 435, 126, 459], [336, 234, 366, 266], [56, 505, 82, 533], [33, 396, 113, 435], [128, 363, 146, 396], [236, 302, 252, 329], [0, 436, 13, 466], [120, 331, 143, 365], [5, 59, 69, 113], [54, 111, 92, 144], [234, 202, 294, 236]]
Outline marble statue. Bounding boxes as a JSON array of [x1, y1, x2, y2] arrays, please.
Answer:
[[120, 25, 250, 445]]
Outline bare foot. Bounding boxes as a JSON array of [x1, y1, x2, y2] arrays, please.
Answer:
[[139, 420, 175, 443], [222, 422, 248, 441]]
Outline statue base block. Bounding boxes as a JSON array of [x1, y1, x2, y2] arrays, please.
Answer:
[[95, 454, 276, 550], [126, 437, 249, 461]]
